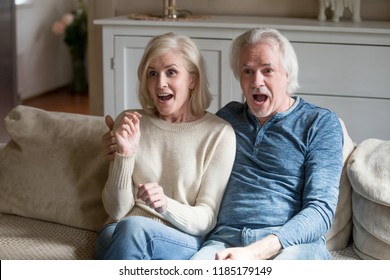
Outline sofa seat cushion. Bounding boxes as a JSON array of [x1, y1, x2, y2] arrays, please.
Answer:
[[352, 215, 390, 260], [0, 106, 109, 231], [352, 190, 390, 259], [330, 243, 360, 260], [352, 191, 390, 244], [0, 214, 96, 260]]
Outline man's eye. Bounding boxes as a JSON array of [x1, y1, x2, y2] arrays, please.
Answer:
[[263, 68, 273, 74], [243, 68, 253, 75]]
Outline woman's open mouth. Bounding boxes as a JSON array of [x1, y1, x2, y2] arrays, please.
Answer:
[[158, 93, 173, 102]]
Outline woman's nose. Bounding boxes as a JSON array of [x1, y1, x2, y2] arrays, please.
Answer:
[[157, 74, 168, 88]]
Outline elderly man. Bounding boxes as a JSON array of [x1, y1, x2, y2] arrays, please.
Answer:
[[191, 28, 343, 260]]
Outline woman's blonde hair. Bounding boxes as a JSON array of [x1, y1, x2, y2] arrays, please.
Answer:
[[137, 33, 212, 115]]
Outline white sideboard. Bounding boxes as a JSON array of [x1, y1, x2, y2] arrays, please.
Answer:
[[95, 15, 390, 143]]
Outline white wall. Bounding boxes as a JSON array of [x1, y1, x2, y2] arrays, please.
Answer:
[[16, 0, 75, 100]]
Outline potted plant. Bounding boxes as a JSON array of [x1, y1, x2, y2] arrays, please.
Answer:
[[52, 0, 88, 94]]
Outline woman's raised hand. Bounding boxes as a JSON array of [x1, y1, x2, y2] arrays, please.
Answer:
[[115, 112, 142, 157]]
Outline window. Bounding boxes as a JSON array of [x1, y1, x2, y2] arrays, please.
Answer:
[[15, 0, 32, 6]]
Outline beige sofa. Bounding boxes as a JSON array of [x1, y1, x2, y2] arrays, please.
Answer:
[[0, 105, 389, 260]]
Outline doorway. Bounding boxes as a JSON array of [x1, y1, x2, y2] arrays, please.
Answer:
[[0, 0, 19, 143]]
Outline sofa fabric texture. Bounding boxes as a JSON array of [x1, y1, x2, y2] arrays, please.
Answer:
[[0, 214, 96, 259]]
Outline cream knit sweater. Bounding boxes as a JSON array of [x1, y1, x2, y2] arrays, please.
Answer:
[[102, 111, 236, 237]]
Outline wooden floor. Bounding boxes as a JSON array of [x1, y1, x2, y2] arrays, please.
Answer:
[[22, 87, 89, 115]]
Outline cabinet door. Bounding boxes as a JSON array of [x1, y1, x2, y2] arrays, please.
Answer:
[[297, 94, 390, 144], [111, 36, 145, 117], [294, 42, 390, 143], [109, 36, 238, 118], [293, 43, 390, 99]]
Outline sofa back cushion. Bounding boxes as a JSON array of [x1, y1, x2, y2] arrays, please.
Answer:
[[325, 118, 356, 251], [0, 105, 109, 231]]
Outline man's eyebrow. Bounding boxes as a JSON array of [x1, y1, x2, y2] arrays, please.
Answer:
[[241, 62, 273, 67]]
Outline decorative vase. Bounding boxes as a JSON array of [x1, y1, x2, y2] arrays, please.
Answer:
[[69, 50, 88, 94]]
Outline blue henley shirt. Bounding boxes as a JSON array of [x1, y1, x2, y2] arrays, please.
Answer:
[[216, 97, 343, 248]]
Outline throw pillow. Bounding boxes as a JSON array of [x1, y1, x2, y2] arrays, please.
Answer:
[[347, 138, 390, 206], [0, 105, 109, 231]]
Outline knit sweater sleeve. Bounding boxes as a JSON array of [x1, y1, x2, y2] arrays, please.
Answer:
[[101, 110, 139, 221], [101, 154, 136, 221], [161, 122, 236, 236]]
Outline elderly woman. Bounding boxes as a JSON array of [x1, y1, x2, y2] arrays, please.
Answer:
[[95, 33, 236, 260]]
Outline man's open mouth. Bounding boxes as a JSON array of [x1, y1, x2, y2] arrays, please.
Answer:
[[253, 94, 268, 103]]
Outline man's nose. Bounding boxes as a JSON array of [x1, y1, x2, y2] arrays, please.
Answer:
[[251, 71, 265, 88]]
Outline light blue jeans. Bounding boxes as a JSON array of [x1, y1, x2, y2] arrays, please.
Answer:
[[191, 226, 331, 260], [95, 216, 203, 260]]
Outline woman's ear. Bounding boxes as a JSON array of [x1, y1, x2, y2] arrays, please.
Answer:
[[189, 73, 198, 90]]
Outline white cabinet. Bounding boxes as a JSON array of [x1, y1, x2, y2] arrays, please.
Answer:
[[293, 42, 390, 143], [95, 15, 390, 143], [294, 43, 390, 99]]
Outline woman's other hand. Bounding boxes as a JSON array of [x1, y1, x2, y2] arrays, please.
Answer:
[[137, 183, 168, 213]]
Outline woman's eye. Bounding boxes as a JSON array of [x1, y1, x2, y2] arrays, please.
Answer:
[[167, 69, 177, 76], [148, 70, 157, 77]]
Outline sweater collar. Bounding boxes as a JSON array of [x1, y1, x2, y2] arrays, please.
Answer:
[[148, 111, 213, 131]]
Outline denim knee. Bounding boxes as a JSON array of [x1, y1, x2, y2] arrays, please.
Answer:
[[114, 216, 150, 239], [104, 216, 203, 260], [190, 239, 229, 260], [95, 222, 117, 259]]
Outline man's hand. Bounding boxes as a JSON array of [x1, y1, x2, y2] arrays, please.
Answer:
[[215, 234, 282, 260], [102, 115, 116, 161], [215, 247, 258, 260]]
